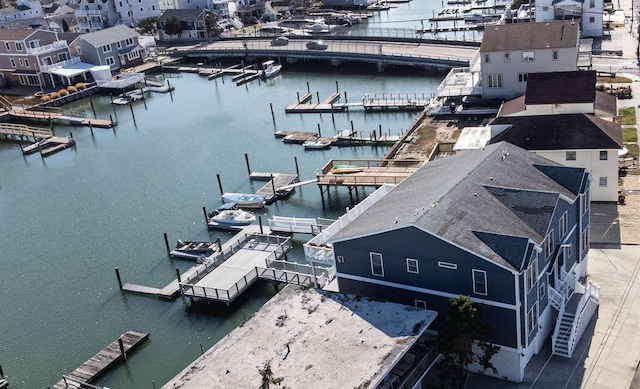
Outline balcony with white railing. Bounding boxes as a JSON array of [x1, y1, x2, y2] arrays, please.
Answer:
[[26, 40, 68, 55], [304, 184, 395, 264], [75, 8, 108, 17], [40, 56, 80, 72], [436, 67, 481, 98]]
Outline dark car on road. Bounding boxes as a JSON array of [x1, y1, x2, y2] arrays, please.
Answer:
[[306, 40, 328, 50]]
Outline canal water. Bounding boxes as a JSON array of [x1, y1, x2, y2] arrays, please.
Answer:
[[0, 62, 445, 388]]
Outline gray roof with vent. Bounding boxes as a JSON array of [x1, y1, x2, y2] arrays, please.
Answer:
[[329, 142, 588, 271]]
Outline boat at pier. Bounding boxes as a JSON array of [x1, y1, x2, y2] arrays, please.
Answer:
[[112, 90, 145, 105], [303, 140, 331, 150], [331, 164, 364, 174], [221, 193, 267, 209], [208, 208, 256, 228], [261, 60, 282, 79], [170, 240, 219, 259]]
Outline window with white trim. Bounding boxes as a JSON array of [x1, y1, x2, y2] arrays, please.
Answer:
[[552, 50, 558, 61], [559, 212, 567, 238], [42, 57, 52, 65], [527, 302, 538, 334], [28, 40, 39, 49], [102, 44, 112, 53], [539, 282, 545, 299], [19, 59, 24, 66], [472, 269, 487, 295], [522, 51, 534, 62], [599, 177, 607, 187], [566, 151, 576, 161], [504, 52, 510, 63], [10, 58, 15, 67], [105, 56, 115, 66], [126, 37, 135, 46], [415, 300, 427, 310], [24, 59, 29, 68], [4, 42, 10, 51], [117, 41, 122, 49], [336, 256, 344, 263], [76, 46, 82, 55], [15, 42, 23, 51], [406, 258, 419, 274], [581, 226, 590, 251], [58, 52, 68, 61], [438, 261, 458, 270], [487, 74, 502, 88], [566, 243, 572, 259], [544, 231, 554, 258], [370, 252, 384, 277], [527, 258, 538, 291], [484, 54, 490, 63], [600, 150, 608, 160], [517, 72, 527, 83]]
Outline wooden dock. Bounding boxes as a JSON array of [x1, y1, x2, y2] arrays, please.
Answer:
[[49, 330, 149, 389], [21, 136, 75, 156], [249, 172, 299, 202], [317, 159, 423, 188], [285, 92, 432, 114], [9, 109, 115, 128], [0, 122, 52, 139], [285, 92, 344, 113]]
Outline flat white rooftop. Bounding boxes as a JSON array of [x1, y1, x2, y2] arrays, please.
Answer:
[[163, 286, 437, 389]]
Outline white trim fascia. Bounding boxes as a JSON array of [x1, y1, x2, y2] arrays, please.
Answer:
[[332, 223, 520, 274], [337, 273, 518, 310], [514, 271, 522, 356]]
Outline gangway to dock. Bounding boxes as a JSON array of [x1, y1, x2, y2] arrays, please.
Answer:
[[0, 122, 52, 139], [268, 215, 329, 234]]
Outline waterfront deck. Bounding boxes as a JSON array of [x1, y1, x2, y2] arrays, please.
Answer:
[[285, 92, 431, 113], [21, 136, 76, 156], [0, 122, 52, 139], [317, 159, 423, 187], [9, 108, 115, 128], [49, 331, 149, 389], [249, 172, 299, 202]]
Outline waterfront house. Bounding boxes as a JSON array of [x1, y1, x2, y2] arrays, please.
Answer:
[[0, 28, 78, 89], [304, 142, 599, 383], [0, 0, 44, 26], [75, 0, 160, 33], [535, 0, 603, 38], [69, 25, 146, 71], [157, 9, 207, 40]]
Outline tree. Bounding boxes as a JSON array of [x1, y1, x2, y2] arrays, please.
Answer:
[[62, 19, 70, 32], [204, 11, 223, 38], [258, 360, 287, 389], [437, 295, 500, 389], [164, 16, 183, 36], [137, 17, 158, 35]]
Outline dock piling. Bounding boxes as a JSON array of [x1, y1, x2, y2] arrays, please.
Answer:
[[317, 123, 321, 138], [270, 174, 276, 197], [0, 363, 4, 379], [118, 337, 128, 362], [200, 343, 204, 355], [297, 91, 300, 103], [316, 91, 320, 104], [344, 91, 348, 102], [335, 80, 339, 94], [259, 216, 264, 234], [175, 268, 182, 283], [216, 237, 222, 251], [89, 94, 97, 118], [115, 267, 123, 289], [306, 82, 310, 94], [216, 173, 223, 195], [270, 103, 275, 121], [152, 380, 156, 389], [163, 232, 170, 255], [244, 153, 251, 176], [89, 124, 94, 136], [294, 156, 299, 177], [203, 206, 208, 224]]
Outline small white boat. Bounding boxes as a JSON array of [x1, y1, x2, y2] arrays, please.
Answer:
[[261, 60, 282, 79], [303, 140, 331, 150], [208, 208, 256, 228], [112, 90, 145, 105], [170, 240, 219, 260], [221, 193, 267, 209]]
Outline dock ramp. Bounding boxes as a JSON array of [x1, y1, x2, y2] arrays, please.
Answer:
[[269, 215, 332, 235]]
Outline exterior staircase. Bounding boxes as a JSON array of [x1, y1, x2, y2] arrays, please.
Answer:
[[551, 281, 600, 358]]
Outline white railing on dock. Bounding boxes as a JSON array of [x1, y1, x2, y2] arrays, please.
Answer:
[[304, 184, 395, 263]]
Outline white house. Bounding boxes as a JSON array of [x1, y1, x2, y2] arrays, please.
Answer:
[[75, 0, 160, 32], [0, 0, 44, 25], [535, 0, 603, 38]]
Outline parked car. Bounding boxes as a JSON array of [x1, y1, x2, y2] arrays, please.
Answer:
[[306, 40, 329, 50], [271, 36, 290, 46]]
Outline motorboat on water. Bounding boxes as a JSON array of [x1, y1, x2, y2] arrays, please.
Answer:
[[208, 206, 256, 228], [170, 239, 219, 260], [261, 60, 282, 79], [331, 164, 364, 174], [221, 193, 266, 209], [303, 140, 331, 150]]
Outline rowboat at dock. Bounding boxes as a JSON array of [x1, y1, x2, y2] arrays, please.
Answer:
[[222, 193, 267, 209], [170, 240, 219, 260]]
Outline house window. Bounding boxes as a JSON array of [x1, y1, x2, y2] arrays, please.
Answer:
[[527, 302, 538, 334], [4, 42, 10, 51], [15, 42, 23, 51], [76, 46, 82, 55], [28, 40, 39, 49], [126, 38, 135, 46], [406, 258, 419, 274], [58, 52, 68, 61], [553, 50, 559, 61], [589, 16, 595, 23], [544, 231, 554, 258], [336, 256, 344, 263], [566, 151, 576, 161], [484, 54, 490, 63], [140, 7, 143, 11], [527, 258, 538, 291], [581, 190, 590, 215], [522, 51, 535, 62], [415, 300, 427, 310], [559, 212, 568, 238], [18, 75, 26, 85], [370, 252, 384, 277], [539, 282, 546, 299], [581, 226, 590, 251], [102, 44, 112, 53], [27, 75, 38, 85], [600, 150, 608, 160], [487, 74, 502, 88], [438, 261, 458, 270], [42, 57, 52, 65], [599, 177, 607, 187], [10, 58, 15, 67], [117, 41, 122, 49], [504, 52, 510, 63], [105, 56, 115, 66], [24, 59, 29, 68], [152, 5, 156, 10], [472, 269, 487, 295], [518, 73, 527, 83], [589, 0, 595, 8], [19, 59, 24, 66]]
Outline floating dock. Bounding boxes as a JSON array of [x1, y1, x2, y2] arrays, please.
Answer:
[[285, 92, 431, 114], [49, 331, 149, 389], [8, 109, 115, 128], [249, 172, 299, 202], [21, 135, 75, 156]]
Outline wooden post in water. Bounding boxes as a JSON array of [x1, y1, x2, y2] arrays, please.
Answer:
[[316, 91, 320, 104], [216, 173, 223, 195], [89, 94, 97, 118], [115, 267, 123, 289], [259, 215, 263, 234], [203, 206, 209, 224], [344, 91, 348, 102], [297, 91, 300, 103], [294, 156, 299, 177], [306, 82, 310, 94], [89, 124, 94, 136], [350, 120, 354, 135], [118, 337, 127, 361], [110, 115, 115, 126], [0, 363, 5, 379], [163, 232, 170, 255], [335, 80, 339, 94], [129, 104, 135, 121], [216, 237, 222, 251], [270, 103, 275, 121], [270, 174, 276, 197], [175, 268, 182, 283], [244, 153, 251, 176], [317, 123, 321, 138]]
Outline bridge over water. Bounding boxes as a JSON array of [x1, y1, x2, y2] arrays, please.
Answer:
[[160, 37, 479, 69]]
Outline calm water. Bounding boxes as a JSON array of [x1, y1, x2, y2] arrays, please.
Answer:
[[0, 59, 444, 388]]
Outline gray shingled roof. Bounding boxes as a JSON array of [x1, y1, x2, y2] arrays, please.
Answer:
[[79, 24, 138, 47], [330, 142, 587, 271], [525, 71, 596, 105], [157, 8, 205, 23], [480, 21, 579, 52], [489, 114, 623, 150], [0, 28, 40, 41]]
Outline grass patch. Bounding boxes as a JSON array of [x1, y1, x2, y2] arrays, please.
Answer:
[[625, 142, 639, 158], [622, 127, 638, 142], [618, 107, 637, 125], [597, 75, 633, 83]]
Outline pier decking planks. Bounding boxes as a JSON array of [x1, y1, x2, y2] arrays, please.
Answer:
[[251, 173, 299, 202], [49, 331, 149, 389]]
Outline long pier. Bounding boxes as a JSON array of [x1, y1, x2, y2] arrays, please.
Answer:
[[285, 92, 432, 113], [8, 108, 115, 128], [49, 331, 149, 389]]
